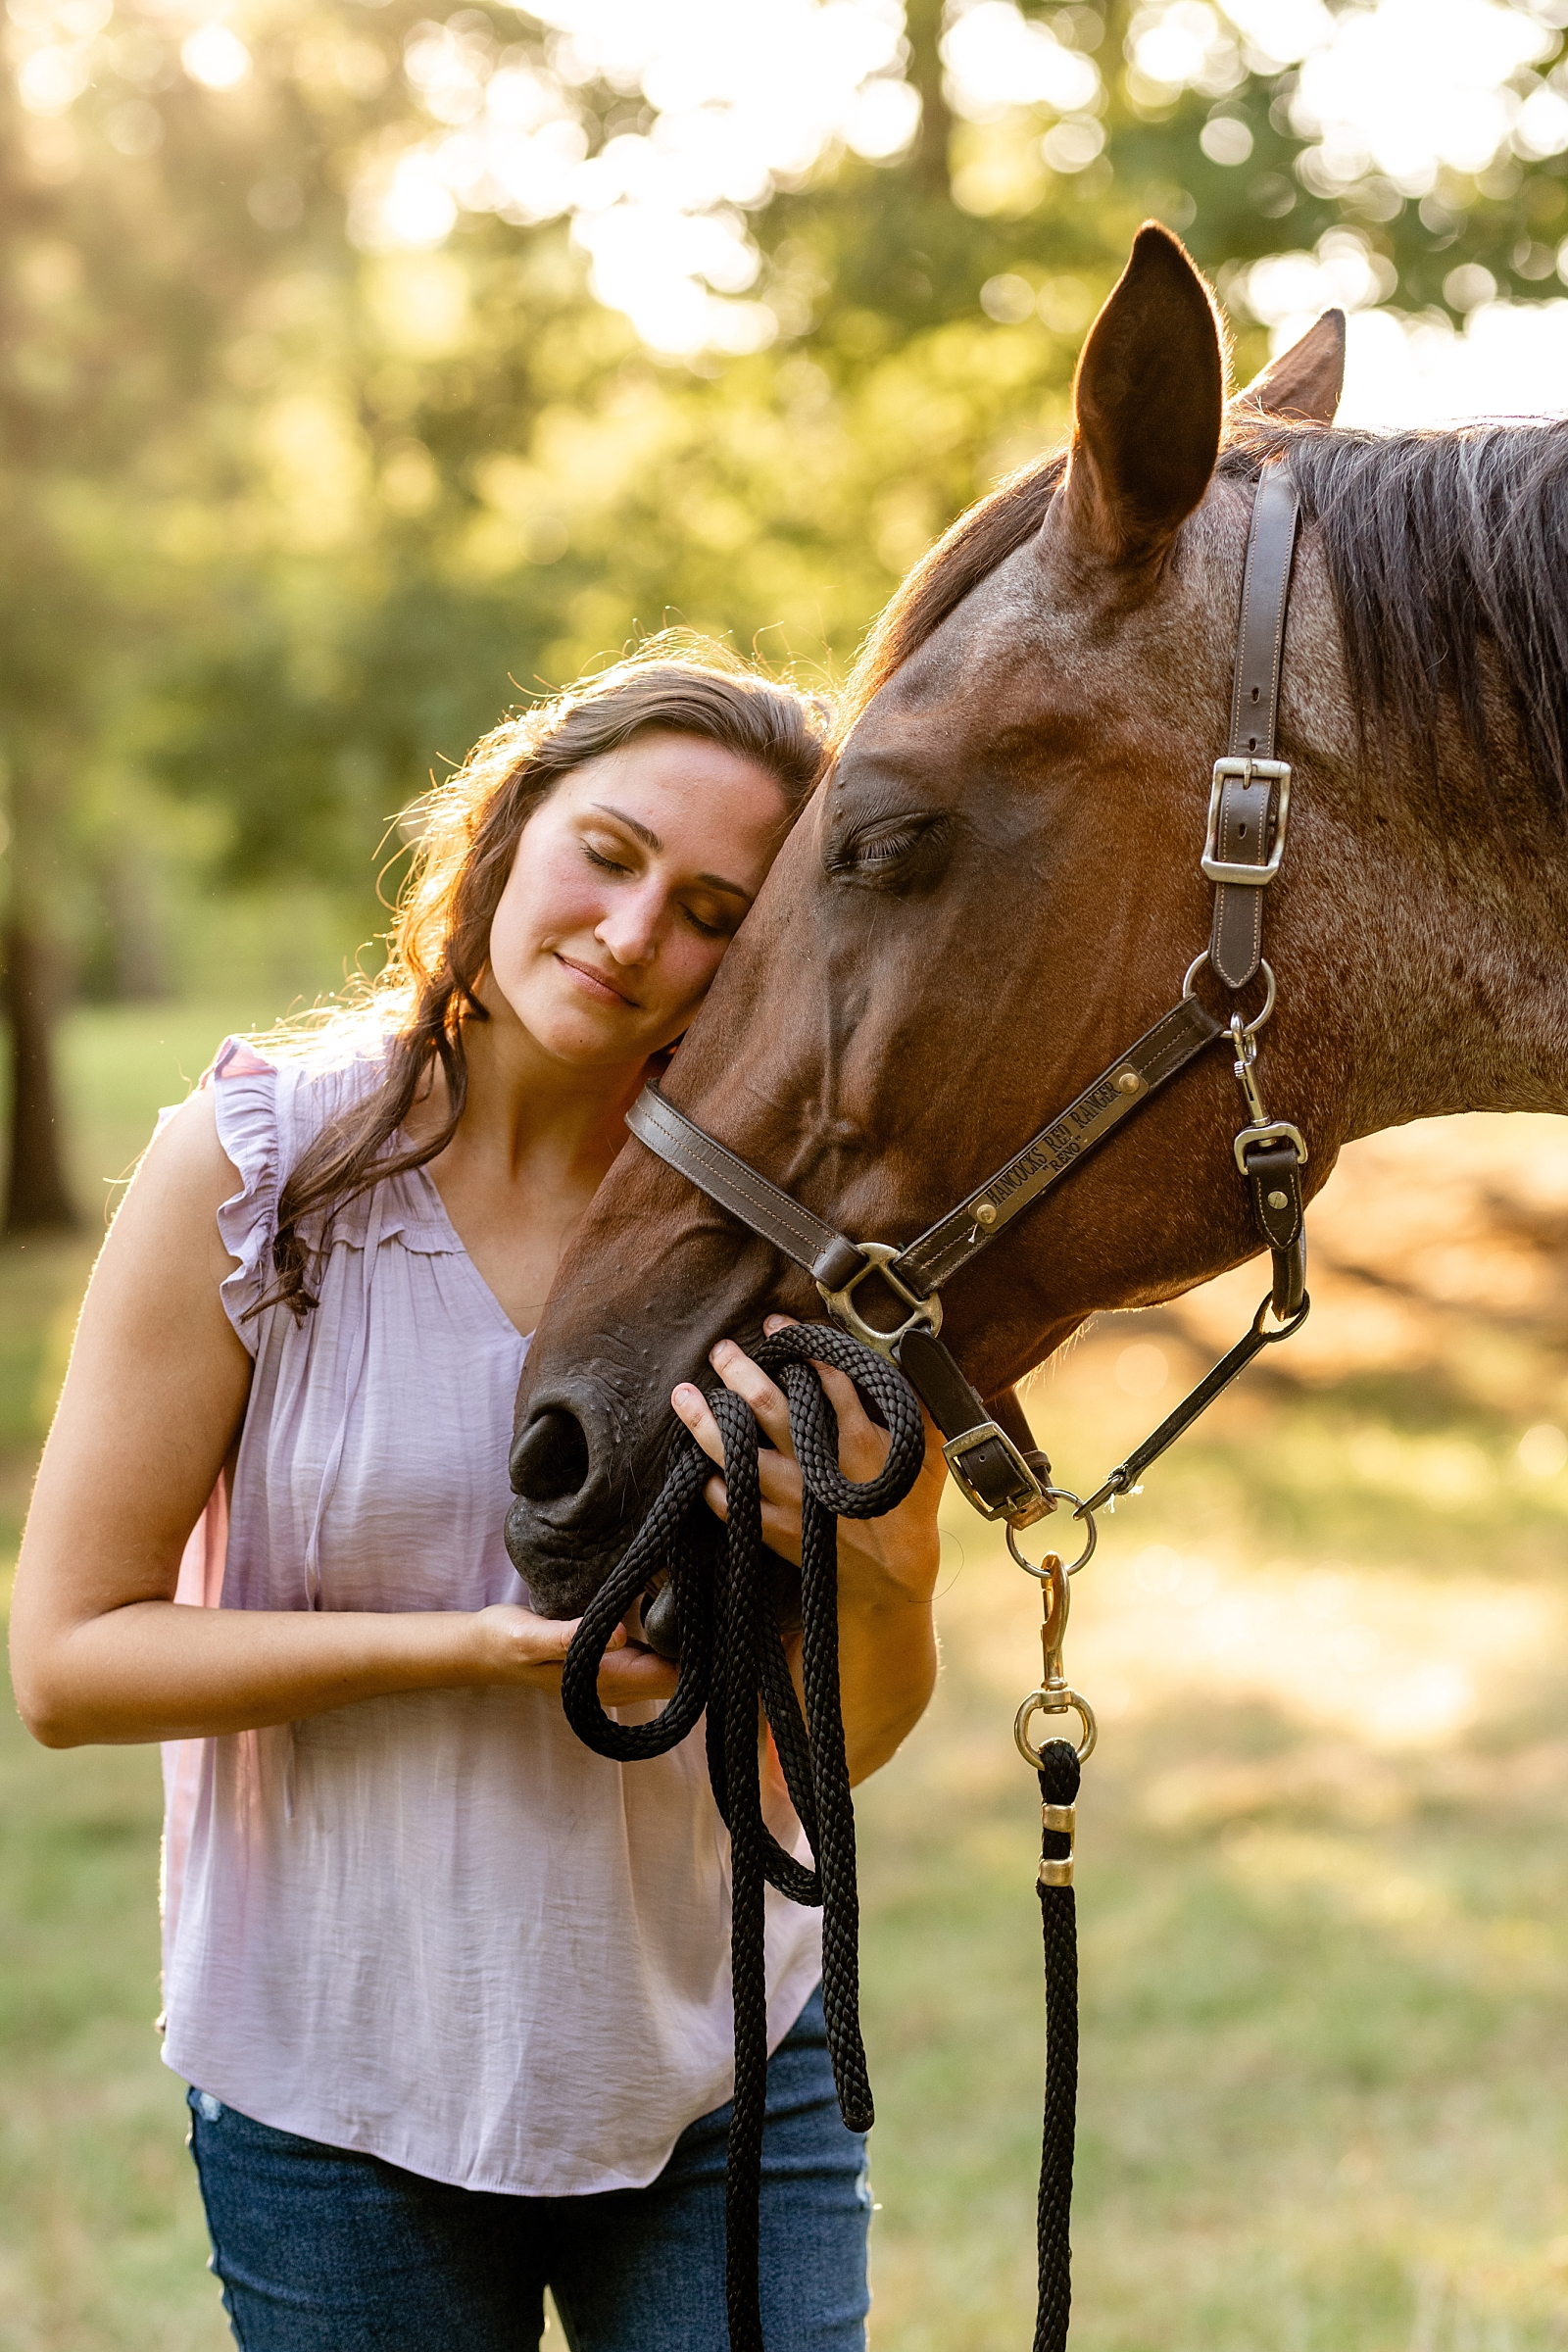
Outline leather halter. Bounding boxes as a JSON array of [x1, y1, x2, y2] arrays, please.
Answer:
[[627, 468, 1311, 1531]]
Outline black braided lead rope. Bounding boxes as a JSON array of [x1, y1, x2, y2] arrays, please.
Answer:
[[560, 1324, 924, 2352], [1034, 1738, 1082, 2352]]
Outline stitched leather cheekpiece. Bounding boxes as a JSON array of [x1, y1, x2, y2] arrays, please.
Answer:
[[1207, 469, 1299, 991]]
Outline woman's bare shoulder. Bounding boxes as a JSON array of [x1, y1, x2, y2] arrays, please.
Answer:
[[112, 1086, 243, 1272]]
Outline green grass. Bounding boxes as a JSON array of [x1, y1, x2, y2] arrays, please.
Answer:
[[858, 1615, 1568, 2349], [4, 1008, 1568, 2349], [1, 1001, 271, 2352]]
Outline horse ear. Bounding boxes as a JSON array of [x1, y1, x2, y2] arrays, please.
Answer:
[[1233, 310, 1346, 424], [1053, 221, 1225, 569]]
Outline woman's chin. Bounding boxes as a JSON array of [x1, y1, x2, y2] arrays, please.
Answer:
[[534, 1008, 650, 1070]]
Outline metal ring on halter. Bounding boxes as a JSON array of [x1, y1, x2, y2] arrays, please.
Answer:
[[1014, 1688, 1098, 1766], [1182, 951, 1277, 1039], [1251, 1287, 1311, 1344], [1007, 1492, 1097, 1580]]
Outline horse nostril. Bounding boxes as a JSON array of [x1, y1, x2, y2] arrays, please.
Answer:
[[511, 1407, 591, 1502]]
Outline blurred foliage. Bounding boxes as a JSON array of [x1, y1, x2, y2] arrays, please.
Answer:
[[4, 0, 1568, 1208]]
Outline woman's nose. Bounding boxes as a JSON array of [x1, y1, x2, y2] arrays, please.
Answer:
[[595, 884, 663, 967]]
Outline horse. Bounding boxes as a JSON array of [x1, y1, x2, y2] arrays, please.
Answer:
[[505, 220, 1568, 1619]]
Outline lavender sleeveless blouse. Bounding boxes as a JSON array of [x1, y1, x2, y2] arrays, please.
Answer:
[[159, 1040, 821, 2194]]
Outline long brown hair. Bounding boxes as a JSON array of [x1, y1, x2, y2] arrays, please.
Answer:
[[260, 638, 829, 1319]]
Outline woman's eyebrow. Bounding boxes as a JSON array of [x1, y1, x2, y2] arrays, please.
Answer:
[[591, 801, 662, 851], [589, 803, 753, 903]]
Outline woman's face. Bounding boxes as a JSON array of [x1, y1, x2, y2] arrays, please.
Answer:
[[486, 728, 796, 1069]]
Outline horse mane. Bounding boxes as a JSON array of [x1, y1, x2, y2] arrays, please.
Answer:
[[845, 415, 1568, 827], [839, 451, 1067, 731]]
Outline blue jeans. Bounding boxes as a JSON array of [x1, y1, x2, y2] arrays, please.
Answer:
[[187, 1985, 868, 2351]]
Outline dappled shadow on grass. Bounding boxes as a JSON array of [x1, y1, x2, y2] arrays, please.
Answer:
[[859, 1647, 1568, 2349]]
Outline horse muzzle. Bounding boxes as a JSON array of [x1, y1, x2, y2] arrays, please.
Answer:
[[505, 1378, 666, 1618]]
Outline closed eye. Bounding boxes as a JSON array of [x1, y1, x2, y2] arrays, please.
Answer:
[[827, 812, 952, 888], [586, 843, 731, 937]]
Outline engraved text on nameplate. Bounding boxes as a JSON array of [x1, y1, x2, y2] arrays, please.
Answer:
[[959, 1076, 1138, 1232]]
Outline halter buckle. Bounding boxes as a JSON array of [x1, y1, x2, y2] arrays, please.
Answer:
[[942, 1420, 1052, 1525], [814, 1241, 942, 1360], [1234, 1118, 1308, 1176], [1202, 756, 1291, 886]]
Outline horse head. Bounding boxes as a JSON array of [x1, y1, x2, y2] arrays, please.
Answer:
[[509, 222, 1568, 1614]]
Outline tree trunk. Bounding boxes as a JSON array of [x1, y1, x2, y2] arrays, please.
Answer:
[[2, 916, 75, 1232], [101, 846, 169, 1002], [904, 0, 955, 193]]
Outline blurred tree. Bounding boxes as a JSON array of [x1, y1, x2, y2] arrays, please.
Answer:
[[4, 0, 1568, 1216]]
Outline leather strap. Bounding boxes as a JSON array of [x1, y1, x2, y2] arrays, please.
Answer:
[[1078, 1287, 1310, 1517], [985, 1385, 1050, 1479], [897, 1325, 998, 1439], [1207, 469, 1299, 991], [627, 989, 1225, 1309], [626, 1085, 857, 1290], [892, 995, 1223, 1295], [1242, 1133, 1306, 1317], [897, 1328, 1053, 1521], [1228, 467, 1298, 761], [624, 1094, 1054, 1519], [1243, 1135, 1303, 1254]]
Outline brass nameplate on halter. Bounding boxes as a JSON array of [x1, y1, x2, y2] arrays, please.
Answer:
[[975, 1071, 1145, 1214], [901, 997, 1223, 1297]]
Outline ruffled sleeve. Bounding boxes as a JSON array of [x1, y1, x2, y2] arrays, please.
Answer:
[[206, 1037, 281, 1350]]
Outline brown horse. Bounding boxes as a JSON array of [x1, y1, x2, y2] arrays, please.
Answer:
[[507, 221, 1568, 1617]]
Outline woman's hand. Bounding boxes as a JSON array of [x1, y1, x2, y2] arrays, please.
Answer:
[[470, 1604, 679, 1705], [670, 1315, 947, 1782], [671, 1315, 946, 1611]]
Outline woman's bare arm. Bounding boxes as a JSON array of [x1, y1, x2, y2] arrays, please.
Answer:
[[8, 1090, 674, 1748]]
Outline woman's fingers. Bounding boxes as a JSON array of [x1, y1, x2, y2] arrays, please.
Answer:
[[670, 1333, 798, 1488], [671, 1380, 726, 1470], [476, 1602, 662, 1690], [815, 1362, 890, 1480], [671, 1313, 906, 1563], [593, 1644, 680, 1704], [707, 1337, 796, 1458], [762, 1313, 887, 1483], [478, 1604, 679, 1701]]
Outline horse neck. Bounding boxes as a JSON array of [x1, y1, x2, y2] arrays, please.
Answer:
[[1330, 709, 1568, 1138]]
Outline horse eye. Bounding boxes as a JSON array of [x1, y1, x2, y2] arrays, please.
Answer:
[[828, 813, 950, 887]]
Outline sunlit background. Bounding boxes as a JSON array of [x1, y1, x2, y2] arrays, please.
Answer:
[[5, 4, 1568, 2348]]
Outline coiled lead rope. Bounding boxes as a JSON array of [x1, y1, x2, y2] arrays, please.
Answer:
[[560, 1322, 1081, 2350], [562, 1325, 923, 2351]]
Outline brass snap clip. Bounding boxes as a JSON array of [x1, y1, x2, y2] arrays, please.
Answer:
[[1011, 1528, 1098, 1769], [1228, 1009, 1308, 1175]]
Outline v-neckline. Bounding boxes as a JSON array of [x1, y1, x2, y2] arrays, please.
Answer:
[[411, 1161, 535, 1348]]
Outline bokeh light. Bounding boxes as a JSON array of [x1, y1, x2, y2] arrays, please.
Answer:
[[13, 0, 1568, 390]]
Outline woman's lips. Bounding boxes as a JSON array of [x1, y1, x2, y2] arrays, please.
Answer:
[[556, 954, 638, 1007]]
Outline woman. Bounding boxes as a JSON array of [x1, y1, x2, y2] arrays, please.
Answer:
[[8, 644, 948, 2352]]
